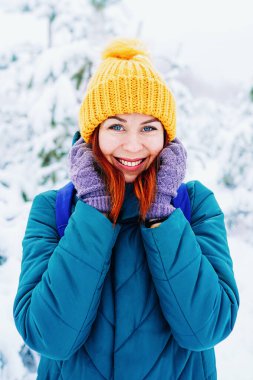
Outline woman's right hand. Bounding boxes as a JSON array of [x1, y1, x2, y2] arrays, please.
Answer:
[[68, 137, 111, 213]]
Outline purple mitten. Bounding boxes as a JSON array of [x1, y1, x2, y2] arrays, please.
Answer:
[[146, 137, 187, 220], [68, 137, 111, 213]]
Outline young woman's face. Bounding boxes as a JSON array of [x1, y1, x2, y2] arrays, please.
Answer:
[[98, 113, 164, 183]]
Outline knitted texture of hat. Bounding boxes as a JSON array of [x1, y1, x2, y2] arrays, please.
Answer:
[[79, 38, 176, 143]]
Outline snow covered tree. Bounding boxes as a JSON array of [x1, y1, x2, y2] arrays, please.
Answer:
[[218, 87, 253, 243]]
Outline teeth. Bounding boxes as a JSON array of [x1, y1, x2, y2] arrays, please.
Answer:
[[118, 159, 143, 167]]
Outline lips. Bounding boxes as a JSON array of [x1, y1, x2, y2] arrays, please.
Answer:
[[115, 157, 146, 162], [113, 157, 147, 171]]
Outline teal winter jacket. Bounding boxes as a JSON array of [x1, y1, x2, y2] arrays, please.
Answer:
[[13, 179, 239, 379]]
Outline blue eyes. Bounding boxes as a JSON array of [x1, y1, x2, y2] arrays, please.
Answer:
[[109, 124, 157, 132], [109, 125, 122, 131]]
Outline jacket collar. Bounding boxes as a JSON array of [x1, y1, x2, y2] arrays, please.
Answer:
[[72, 130, 81, 145], [118, 183, 140, 224]]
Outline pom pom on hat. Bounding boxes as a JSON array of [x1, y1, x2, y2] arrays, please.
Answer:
[[101, 38, 149, 60]]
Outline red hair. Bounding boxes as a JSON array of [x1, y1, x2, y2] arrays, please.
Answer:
[[90, 127, 169, 225]]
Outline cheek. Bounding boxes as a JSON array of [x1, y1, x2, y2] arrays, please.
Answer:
[[150, 137, 164, 156], [98, 130, 113, 156], [99, 128, 127, 156]]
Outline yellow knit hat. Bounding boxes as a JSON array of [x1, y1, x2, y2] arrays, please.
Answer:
[[79, 38, 176, 143]]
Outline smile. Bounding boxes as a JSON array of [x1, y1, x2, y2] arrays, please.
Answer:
[[114, 157, 146, 170]]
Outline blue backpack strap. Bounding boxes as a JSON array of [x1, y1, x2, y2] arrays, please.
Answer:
[[55, 132, 80, 238], [171, 183, 191, 223], [56, 181, 76, 238]]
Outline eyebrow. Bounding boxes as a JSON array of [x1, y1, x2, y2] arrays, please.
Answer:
[[106, 116, 160, 125]]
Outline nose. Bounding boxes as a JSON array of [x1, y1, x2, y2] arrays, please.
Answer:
[[122, 133, 144, 153]]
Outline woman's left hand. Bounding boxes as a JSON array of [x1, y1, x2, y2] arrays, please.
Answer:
[[145, 137, 187, 221]]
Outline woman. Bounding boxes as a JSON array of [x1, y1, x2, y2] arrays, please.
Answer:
[[13, 38, 239, 379]]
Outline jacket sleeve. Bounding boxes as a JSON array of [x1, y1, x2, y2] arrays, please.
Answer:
[[13, 191, 121, 360], [140, 180, 239, 351]]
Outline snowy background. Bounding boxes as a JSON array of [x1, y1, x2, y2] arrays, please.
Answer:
[[0, 0, 253, 379]]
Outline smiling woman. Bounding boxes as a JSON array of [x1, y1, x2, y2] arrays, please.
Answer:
[[13, 37, 239, 380]]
